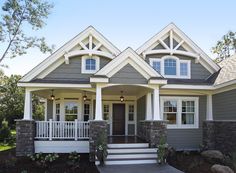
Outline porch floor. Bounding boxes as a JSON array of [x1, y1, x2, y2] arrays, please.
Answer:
[[107, 136, 146, 144]]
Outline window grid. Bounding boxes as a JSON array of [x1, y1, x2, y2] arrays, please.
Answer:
[[103, 105, 109, 120], [85, 58, 96, 70], [163, 101, 177, 124], [164, 59, 177, 75], [128, 105, 134, 121], [153, 61, 161, 73], [182, 101, 195, 125], [180, 62, 188, 76], [56, 103, 60, 121], [84, 104, 90, 121], [65, 102, 78, 121]]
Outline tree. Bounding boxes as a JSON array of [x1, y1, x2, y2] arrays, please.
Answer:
[[0, 0, 54, 64], [212, 31, 236, 62]]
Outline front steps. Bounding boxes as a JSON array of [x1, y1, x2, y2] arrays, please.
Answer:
[[96, 143, 157, 165]]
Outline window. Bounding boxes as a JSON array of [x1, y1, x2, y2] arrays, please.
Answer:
[[149, 56, 190, 79], [161, 97, 199, 128], [81, 56, 100, 73], [128, 105, 134, 121], [56, 103, 60, 121], [84, 104, 90, 121], [163, 101, 177, 124], [182, 101, 194, 124], [164, 58, 176, 75], [65, 102, 78, 121], [103, 105, 109, 120], [86, 58, 96, 70]]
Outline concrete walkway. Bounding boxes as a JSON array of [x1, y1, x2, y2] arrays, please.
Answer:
[[97, 164, 184, 173]]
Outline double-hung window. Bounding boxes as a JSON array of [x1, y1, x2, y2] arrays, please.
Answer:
[[164, 58, 177, 75], [81, 56, 100, 73], [161, 97, 199, 129], [65, 101, 78, 121]]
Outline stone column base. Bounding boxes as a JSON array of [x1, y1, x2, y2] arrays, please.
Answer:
[[16, 120, 35, 156], [89, 120, 108, 162], [139, 120, 167, 148]]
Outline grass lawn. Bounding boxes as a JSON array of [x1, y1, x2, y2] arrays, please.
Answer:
[[0, 130, 16, 151]]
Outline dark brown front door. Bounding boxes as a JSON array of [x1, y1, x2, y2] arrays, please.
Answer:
[[112, 104, 125, 135]]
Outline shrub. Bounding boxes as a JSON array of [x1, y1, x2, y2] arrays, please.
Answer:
[[157, 137, 169, 164], [0, 119, 12, 143], [67, 151, 80, 168], [28, 153, 59, 168]]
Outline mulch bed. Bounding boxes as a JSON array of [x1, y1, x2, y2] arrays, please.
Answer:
[[0, 149, 99, 173], [168, 151, 213, 173]]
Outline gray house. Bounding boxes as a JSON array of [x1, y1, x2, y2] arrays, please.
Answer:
[[16, 23, 236, 165]]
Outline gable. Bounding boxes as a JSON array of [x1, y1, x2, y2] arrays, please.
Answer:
[[109, 64, 147, 84], [136, 23, 220, 74], [20, 26, 120, 82]]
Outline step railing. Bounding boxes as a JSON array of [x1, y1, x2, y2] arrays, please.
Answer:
[[35, 119, 89, 140]]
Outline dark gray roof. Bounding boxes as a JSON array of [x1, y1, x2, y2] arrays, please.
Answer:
[[214, 54, 236, 85], [167, 78, 213, 85]]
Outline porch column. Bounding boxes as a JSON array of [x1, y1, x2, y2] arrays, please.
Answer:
[[206, 94, 213, 120], [23, 88, 32, 120], [146, 92, 152, 120], [153, 86, 161, 120], [95, 84, 102, 120]]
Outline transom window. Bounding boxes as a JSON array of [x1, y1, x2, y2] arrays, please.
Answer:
[[161, 97, 199, 129], [65, 102, 78, 121], [164, 59, 177, 75], [86, 58, 96, 70], [149, 56, 191, 79]]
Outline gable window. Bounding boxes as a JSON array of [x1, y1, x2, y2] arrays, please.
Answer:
[[149, 56, 191, 79], [161, 96, 199, 129], [81, 56, 100, 74], [164, 58, 176, 75]]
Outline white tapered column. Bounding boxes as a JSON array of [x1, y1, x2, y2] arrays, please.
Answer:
[[206, 94, 213, 120], [95, 84, 103, 120], [153, 86, 161, 120], [146, 92, 152, 120], [23, 88, 32, 120]]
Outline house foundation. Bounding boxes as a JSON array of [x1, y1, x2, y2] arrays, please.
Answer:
[[16, 120, 35, 156]]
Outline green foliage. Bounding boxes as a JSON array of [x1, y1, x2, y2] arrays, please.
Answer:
[[157, 137, 169, 164], [95, 131, 108, 166], [28, 152, 59, 168], [0, 119, 12, 143], [67, 151, 80, 168], [0, 0, 54, 63], [212, 31, 236, 62], [32, 95, 45, 121]]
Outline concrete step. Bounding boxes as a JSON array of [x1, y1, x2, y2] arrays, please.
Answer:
[[108, 148, 157, 154], [107, 143, 149, 149], [107, 153, 157, 160], [96, 159, 157, 165]]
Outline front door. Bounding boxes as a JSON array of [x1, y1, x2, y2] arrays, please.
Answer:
[[112, 104, 125, 135]]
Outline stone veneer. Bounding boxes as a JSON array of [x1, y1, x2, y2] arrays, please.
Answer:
[[16, 120, 35, 156], [138, 120, 167, 147], [89, 120, 107, 162], [203, 120, 236, 154]]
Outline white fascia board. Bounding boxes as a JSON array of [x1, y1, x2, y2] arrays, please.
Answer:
[[90, 77, 109, 83], [148, 79, 167, 85], [20, 26, 120, 82], [17, 82, 92, 88], [161, 84, 214, 90]]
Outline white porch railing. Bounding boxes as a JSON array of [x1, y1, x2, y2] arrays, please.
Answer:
[[35, 119, 89, 140]]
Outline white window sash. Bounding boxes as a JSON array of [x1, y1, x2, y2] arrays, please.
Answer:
[[81, 55, 100, 74]]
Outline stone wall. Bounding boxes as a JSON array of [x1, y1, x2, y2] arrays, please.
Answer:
[[203, 120, 236, 154], [138, 120, 167, 148], [89, 120, 107, 162], [16, 120, 35, 156]]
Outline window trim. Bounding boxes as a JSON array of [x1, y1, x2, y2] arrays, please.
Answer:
[[81, 55, 100, 74], [149, 56, 191, 79], [160, 96, 199, 129]]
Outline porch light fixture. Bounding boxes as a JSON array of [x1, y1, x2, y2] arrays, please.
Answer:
[[50, 90, 55, 100], [120, 91, 124, 102], [83, 92, 87, 101]]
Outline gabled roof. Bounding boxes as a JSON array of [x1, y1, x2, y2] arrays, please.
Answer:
[[214, 54, 236, 86], [94, 47, 163, 80], [136, 23, 220, 74], [20, 26, 121, 82]]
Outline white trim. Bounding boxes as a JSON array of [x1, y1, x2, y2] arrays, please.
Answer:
[[81, 55, 100, 74], [136, 23, 220, 73], [95, 47, 162, 79], [90, 77, 108, 83], [23, 88, 32, 120], [146, 93, 153, 120], [65, 49, 114, 59], [161, 84, 214, 90], [95, 84, 102, 120], [20, 26, 120, 82], [160, 96, 199, 129], [18, 83, 92, 88], [149, 56, 191, 79], [153, 86, 161, 120]]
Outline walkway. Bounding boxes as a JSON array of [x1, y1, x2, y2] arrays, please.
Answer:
[[97, 164, 184, 173]]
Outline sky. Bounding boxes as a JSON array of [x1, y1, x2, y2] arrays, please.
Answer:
[[1, 0, 236, 76]]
